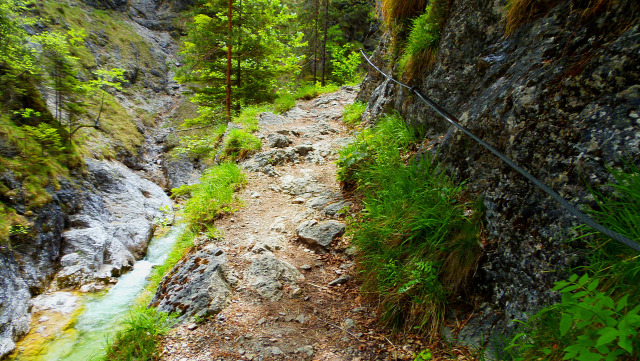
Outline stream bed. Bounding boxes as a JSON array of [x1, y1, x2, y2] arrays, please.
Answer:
[[11, 224, 184, 361]]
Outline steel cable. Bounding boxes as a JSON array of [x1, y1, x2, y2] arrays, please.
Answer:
[[359, 50, 640, 253]]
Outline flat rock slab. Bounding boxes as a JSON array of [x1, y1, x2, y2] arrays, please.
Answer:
[[259, 112, 291, 127], [150, 246, 231, 321], [245, 252, 303, 301], [296, 220, 346, 249]]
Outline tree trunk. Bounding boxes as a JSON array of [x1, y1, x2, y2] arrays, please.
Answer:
[[226, 0, 233, 122], [313, 0, 318, 83], [237, 0, 242, 89], [320, 0, 329, 86]]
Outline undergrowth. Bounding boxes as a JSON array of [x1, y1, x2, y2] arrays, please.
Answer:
[[337, 113, 482, 336], [342, 101, 366, 126], [172, 162, 247, 231], [505, 163, 640, 360], [102, 307, 176, 361], [221, 128, 261, 161]]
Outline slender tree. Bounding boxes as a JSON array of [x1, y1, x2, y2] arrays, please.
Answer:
[[320, 0, 329, 86], [313, 0, 319, 82], [226, 0, 233, 121]]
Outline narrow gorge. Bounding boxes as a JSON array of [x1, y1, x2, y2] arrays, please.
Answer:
[[1, 0, 639, 360]]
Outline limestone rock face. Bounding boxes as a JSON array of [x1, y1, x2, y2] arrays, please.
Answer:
[[150, 246, 232, 321], [53, 159, 171, 289], [358, 0, 640, 341]]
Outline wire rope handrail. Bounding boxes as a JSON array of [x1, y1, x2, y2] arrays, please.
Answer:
[[359, 50, 640, 253]]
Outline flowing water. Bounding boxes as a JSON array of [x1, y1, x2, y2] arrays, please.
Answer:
[[26, 224, 184, 361]]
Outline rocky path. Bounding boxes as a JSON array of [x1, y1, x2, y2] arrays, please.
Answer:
[[156, 88, 434, 361]]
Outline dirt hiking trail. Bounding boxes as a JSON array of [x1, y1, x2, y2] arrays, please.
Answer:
[[158, 88, 467, 361]]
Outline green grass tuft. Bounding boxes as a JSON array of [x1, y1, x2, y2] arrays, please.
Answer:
[[337, 113, 482, 336], [102, 307, 176, 361], [174, 162, 247, 231], [221, 128, 262, 161], [342, 101, 366, 126], [398, 0, 449, 80]]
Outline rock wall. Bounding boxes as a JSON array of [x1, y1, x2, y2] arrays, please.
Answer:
[[0, 0, 191, 356], [0, 159, 171, 358], [358, 0, 640, 340]]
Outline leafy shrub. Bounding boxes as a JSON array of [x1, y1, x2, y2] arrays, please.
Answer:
[[507, 274, 640, 360], [221, 128, 261, 161], [175, 162, 246, 230], [505, 164, 640, 360], [342, 101, 366, 126], [338, 113, 482, 335], [102, 307, 176, 361], [398, 0, 449, 79], [327, 44, 362, 84]]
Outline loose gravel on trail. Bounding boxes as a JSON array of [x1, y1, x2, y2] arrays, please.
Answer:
[[158, 88, 443, 361]]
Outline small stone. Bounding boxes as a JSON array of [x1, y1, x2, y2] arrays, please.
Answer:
[[271, 346, 283, 355], [38, 316, 49, 323], [258, 317, 267, 325], [344, 318, 355, 328], [290, 286, 302, 298], [301, 264, 312, 271], [328, 274, 353, 286], [295, 345, 314, 356], [292, 197, 305, 204], [186, 323, 197, 330], [295, 314, 306, 324], [238, 349, 245, 355], [250, 191, 261, 199]]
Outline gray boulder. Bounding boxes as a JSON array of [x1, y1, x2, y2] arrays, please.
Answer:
[[296, 220, 346, 249], [150, 246, 231, 321], [245, 252, 303, 301], [266, 133, 292, 148]]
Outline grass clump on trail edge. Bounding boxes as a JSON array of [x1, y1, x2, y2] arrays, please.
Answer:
[[505, 163, 640, 361], [342, 101, 366, 126], [173, 162, 247, 231], [221, 129, 262, 161], [102, 307, 176, 361], [337, 113, 482, 336]]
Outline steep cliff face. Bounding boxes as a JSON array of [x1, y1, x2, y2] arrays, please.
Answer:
[[358, 0, 640, 338], [0, 0, 192, 357]]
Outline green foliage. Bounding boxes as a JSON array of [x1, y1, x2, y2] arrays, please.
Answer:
[[504, 164, 640, 360], [292, 82, 341, 100], [507, 274, 640, 360], [273, 92, 297, 113], [175, 162, 247, 230], [22, 123, 64, 155], [177, 0, 304, 110], [398, 0, 449, 79], [102, 307, 177, 361], [342, 101, 366, 126], [413, 348, 433, 361], [327, 43, 362, 84], [222, 128, 261, 161], [337, 113, 482, 335], [171, 124, 227, 160], [232, 105, 268, 132]]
